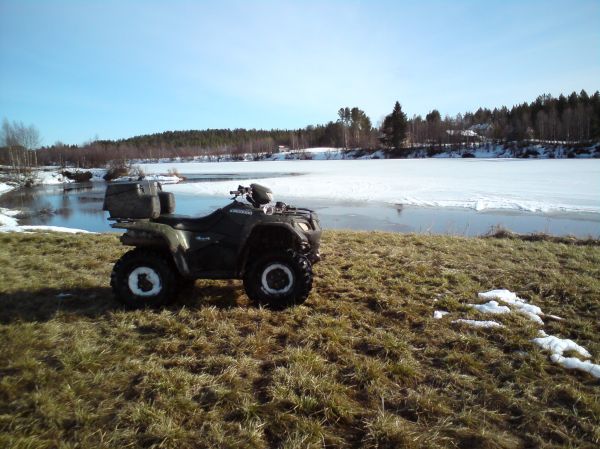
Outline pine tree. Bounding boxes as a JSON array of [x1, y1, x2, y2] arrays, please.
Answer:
[[381, 101, 407, 150], [337, 107, 351, 148]]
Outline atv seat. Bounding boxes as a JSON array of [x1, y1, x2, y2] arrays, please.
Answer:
[[152, 210, 224, 232]]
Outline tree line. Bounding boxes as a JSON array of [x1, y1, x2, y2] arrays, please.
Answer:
[[401, 89, 600, 149], [1, 89, 599, 168]]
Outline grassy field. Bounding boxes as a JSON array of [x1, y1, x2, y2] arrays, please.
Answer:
[[1, 231, 599, 449]]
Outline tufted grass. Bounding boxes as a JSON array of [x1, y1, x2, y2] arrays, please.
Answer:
[[0, 231, 599, 448]]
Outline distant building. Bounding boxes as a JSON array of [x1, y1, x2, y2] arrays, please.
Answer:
[[468, 123, 493, 136], [446, 129, 479, 137]]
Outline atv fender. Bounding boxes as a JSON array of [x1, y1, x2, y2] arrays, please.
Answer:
[[112, 221, 191, 276], [238, 222, 308, 274]]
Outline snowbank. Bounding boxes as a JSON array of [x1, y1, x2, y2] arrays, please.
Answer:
[[140, 159, 600, 215], [36, 170, 73, 185], [0, 207, 19, 228]]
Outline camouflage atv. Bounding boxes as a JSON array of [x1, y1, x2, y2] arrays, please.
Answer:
[[103, 181, 321, 309]]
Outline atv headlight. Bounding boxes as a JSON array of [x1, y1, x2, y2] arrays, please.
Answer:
[[297, 222, 310, 232]]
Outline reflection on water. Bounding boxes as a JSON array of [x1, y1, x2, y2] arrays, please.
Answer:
[[301, 199, 600, 237], [1, 174, 599, 237], [180, 172, 303, 183], [0, 182, 109, 231]]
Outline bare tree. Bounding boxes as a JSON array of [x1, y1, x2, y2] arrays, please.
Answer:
[[1, 118, 42, 184]]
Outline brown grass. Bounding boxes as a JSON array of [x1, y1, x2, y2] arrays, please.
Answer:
[[0, 231, 599, 448]]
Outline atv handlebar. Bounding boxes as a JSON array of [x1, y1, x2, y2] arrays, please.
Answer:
[[230, 185, 252, 196]]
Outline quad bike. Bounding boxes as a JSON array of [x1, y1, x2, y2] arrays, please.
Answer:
[[103, 181, 321, 309]]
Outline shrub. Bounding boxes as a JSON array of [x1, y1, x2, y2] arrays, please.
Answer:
[[62, 170, 93, 182]]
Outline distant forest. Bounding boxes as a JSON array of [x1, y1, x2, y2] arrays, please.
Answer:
[[3, 89, 600, 167]]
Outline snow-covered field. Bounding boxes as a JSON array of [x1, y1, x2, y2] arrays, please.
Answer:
[[137, 159, 600, 215]]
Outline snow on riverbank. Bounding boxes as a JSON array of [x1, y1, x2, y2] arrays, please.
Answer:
[[139, 159, 600, 215], [0, 206, 94, 233], [112, 174, 182, 184], [0, 182, 15, 195], [1, 170, 86, 233]]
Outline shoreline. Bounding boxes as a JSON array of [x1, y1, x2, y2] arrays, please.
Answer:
[[1, 159, 599, 237]]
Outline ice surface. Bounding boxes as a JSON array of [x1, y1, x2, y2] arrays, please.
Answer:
[[433, 310, 450, 319], [112, 174, 182, 184], [452, 319, 504, 328], [18, 225, 94, 234], [135, 159, 600, 214], [468, 300, 511, 314]]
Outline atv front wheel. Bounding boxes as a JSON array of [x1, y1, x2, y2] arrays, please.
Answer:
[[110, 249, 178, 308], [244, 250, 313, 308]]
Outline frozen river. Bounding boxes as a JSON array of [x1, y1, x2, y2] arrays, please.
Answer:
[[144, 158, 600, 214], [1, 159, 599, 237]]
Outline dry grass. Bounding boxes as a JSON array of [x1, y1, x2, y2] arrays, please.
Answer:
[[0, 231, 599, 448]]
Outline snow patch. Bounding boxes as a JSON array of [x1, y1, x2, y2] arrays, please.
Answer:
[[532, 333, 600, 379], [452, 319, 504, 328], [433, 310, 450, 319], [478, 289, 518, 302], [549, 355, 600, 379], [468, 300, 511, 314], [478, 289, 545, 324], [448, 289, 599, 379], [531, 334, 591, 359]]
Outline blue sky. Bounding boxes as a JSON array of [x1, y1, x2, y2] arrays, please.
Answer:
[[1, 0, 598, 145]]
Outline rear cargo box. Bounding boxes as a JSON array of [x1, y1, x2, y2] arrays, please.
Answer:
[[103, 181, 161, 219]]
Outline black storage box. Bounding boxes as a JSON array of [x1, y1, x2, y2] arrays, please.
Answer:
[[158, 191, 176, 214], [103, 181, 162, 219]]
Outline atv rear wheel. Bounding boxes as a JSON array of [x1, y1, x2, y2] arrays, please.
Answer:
[[244, 250, 313, 308], [111, 249, 178, 308]]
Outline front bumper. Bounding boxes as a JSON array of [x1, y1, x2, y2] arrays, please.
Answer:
[[307, 251, 321, 264]]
